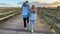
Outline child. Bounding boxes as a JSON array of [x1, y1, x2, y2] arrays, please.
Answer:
[[29, 5, 37, 32]]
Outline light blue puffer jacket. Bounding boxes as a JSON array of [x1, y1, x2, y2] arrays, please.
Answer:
[[22, 2, 30, 18], [29, 10, 37, 20]]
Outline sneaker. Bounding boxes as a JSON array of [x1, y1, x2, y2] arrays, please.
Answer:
[[24, 28, 27, 30], [31, 30, 33, 33]]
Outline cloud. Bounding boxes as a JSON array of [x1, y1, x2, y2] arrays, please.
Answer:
[[0, 4, 21, 7], [34, 0, 60, 3], [34, 0, 42, 3], [57, 0, 60, 2]]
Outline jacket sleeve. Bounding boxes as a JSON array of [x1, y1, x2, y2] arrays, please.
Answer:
[[28, 10, 31, 17], [28, 5, 30, 11]]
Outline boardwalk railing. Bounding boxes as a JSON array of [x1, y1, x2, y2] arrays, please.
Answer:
[[37, 7, 60, 34], [0, 10, 21, 21]]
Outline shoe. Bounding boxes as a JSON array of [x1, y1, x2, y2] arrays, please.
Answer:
[[31, 30, 33, 33], [24, 28, 27, 30]]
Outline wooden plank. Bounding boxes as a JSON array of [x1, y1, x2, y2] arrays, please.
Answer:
[[0, 12, 20, 20], [0, 11, 20, 15]]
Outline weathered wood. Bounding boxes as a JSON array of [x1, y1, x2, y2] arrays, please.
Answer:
[[0, 14, 56, 34], [0, 12, 20, 21]]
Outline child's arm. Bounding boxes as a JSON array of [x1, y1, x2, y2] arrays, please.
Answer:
[[26, 3, 30, 11]]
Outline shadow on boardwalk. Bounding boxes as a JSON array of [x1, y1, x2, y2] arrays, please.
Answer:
[[0, 27, 54, 34]]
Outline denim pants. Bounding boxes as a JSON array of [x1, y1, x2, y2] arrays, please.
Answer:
[[30, 20, 35, 30]]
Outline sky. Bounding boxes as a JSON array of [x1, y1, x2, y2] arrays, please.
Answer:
[[0, 0, 34, 4], [0, 0, 60, 7], [0, 0, 60, 4]]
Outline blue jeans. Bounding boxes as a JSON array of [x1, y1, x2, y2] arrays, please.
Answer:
[[30, 20, 35, 30]]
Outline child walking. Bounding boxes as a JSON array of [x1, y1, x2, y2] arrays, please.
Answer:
[[29, 5, 37, 32]]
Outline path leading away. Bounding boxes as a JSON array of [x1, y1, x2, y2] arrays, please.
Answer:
[[0, 14, 56, 34]]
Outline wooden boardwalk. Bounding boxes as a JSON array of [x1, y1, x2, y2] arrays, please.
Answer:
[[0, 14, 56, 34]]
